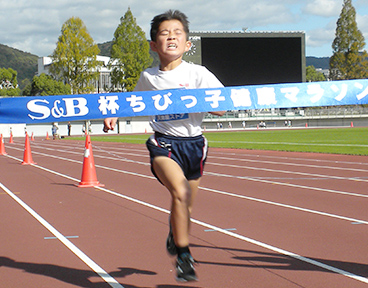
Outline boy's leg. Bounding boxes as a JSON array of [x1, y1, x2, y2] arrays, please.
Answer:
[[166, 177, 201, 254], [188, 178, 201, 215], [152, 156, 192, 248], [152, 156, 199, 281]]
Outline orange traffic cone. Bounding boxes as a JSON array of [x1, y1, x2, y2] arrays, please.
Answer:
[[0, 134, 7, 155], [78, 134, 104, 187], [351, 121, 354, 128], [9, 132, 14, 143], [22, 133, 36, 165], [46, 132, 50, 140], [31, 132, 35, 141]]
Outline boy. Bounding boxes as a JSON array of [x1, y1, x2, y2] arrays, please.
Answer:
[[104, 10, 225, 282]]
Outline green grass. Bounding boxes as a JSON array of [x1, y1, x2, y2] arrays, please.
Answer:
[[204, 128, 368, 155], [70, 127, 368, 155]]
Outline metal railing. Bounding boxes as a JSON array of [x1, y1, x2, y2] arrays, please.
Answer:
[[205, 106, 368, 120]]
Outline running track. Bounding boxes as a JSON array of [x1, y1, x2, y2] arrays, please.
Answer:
[[1, 135, 368, 287]]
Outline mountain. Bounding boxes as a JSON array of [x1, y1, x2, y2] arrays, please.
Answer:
[[0, 43, 38, 89], [97, 41, 113, 57], [306, 56, 330, 69]]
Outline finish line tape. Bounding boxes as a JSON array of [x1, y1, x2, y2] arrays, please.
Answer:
[[1, 79, 368, 124]]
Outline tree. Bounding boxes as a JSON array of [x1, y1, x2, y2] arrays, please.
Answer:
[[329, 0, 368, 80], [110, 8, 152, 92], [50, 17, 100, 94], [306, 65, 326, 82], [0, 67, 21, 96], [21, 78, 31, 95], [29, 73, 71, 96]]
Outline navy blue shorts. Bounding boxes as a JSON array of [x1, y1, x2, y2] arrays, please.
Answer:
[[146, 132, 208, 181]]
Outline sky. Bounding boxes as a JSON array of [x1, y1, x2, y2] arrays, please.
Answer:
[[1, 0, 368, 58]]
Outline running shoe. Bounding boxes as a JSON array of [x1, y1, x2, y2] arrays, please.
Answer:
[[176, 252, 198, 282], [166, 217, 178, 256]]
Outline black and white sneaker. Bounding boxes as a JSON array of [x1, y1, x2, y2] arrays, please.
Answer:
[[176, 252, 198, 282], [166, 216, 178, 256]]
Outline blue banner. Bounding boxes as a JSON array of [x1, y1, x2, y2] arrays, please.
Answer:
[[1, 79, 368, 124]]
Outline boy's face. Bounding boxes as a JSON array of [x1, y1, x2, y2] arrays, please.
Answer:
[[151, 19, 191, 64]]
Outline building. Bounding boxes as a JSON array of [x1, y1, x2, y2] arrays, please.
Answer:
[[37, 55, 116, 93], [34, 55, 152, 136]]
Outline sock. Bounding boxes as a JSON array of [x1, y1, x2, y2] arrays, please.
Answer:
[[177, 246, 190, 258]]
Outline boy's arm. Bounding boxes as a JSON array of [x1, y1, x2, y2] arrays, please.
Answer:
[[103, 71, 145, 133]]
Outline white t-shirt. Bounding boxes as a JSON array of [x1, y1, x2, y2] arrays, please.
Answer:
[[134, 61, 223, 137]]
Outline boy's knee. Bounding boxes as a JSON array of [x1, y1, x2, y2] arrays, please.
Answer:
[[172, 186, 191, 205]]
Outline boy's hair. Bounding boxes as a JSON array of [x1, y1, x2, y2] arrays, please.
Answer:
[[150, 10, 189, 42]]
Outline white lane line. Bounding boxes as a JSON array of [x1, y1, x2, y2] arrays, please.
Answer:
[[189, 219, 368, 285], [204, 228, 237, 232], [9, 143, 368, 191], [7, 145, 149, 166], [210, 155, 368, 174], [209, 150, 368, 166], [208, 161, 368, 183], [0, 182, 124, 288], [10, 142, 368, 179], [92, 188, 368, 285], [7, 145, 368, 199], [44, 236, 79, 240], [33, 141, 368, 167], [204, 171, 368, 199], [3, 154, 368, 284], [5, 152, 368, 224], [209, 140, 368, 148], [200, 186, 368, 225]]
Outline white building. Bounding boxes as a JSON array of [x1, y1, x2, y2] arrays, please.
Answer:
[[37, 55, 116, 93], [33, 56, 152, 136]]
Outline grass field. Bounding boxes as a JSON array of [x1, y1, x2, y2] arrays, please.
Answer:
[[73, 127, 368, 156]]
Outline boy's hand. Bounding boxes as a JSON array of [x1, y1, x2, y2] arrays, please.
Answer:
[[103, 118, 118, 133]]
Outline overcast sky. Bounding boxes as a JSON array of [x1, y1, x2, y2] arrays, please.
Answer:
[[1, 0, 368, 58]]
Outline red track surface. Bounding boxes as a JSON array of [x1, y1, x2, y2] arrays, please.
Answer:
[[1, 135, 368, 287]]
